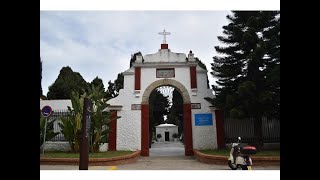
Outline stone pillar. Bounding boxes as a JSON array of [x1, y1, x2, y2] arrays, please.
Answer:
[[108, 110, 117, 151], [183, 104, 193, 156], [141, 104, 149, 156], [215, 109, 226, 149]]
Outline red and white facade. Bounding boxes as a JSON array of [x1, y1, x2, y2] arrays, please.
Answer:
[[107, 43, 225, 156]]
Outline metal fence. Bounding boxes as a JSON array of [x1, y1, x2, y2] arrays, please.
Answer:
[[47, 109, 70, 141], [224, 117, 280, 143]]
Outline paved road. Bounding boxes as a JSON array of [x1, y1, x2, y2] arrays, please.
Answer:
[[40, 142, 280, 170], [40, 157, 279, 170], [149, 141, 185, 157]]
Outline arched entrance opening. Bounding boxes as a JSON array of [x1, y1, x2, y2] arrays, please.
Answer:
[[148, 86, 184, 156], [141, 79, 193, 156]]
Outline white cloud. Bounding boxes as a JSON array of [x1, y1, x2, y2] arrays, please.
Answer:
[[40, 11, 231, 95]]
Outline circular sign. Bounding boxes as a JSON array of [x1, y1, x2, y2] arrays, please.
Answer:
[[41, 106, 53, 118]]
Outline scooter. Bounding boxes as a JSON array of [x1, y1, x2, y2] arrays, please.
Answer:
[[228, 137, 257, 170]]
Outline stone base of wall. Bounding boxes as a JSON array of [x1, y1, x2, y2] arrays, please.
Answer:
[[193, 150, 280, 166], [41, 142, 109, 152], [99, 143, 108, 152], [40, 150, 140, 166], [41, 142, 70, 152]]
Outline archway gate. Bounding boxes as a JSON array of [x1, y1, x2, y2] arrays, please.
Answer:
[[107, 42, 224, 156]]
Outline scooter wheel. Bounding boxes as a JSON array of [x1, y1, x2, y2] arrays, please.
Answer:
[[228, 160, 237, 170]]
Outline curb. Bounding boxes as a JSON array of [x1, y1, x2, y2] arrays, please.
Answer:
[[40, 150, 141, 166], [193, 150, 280, 166]]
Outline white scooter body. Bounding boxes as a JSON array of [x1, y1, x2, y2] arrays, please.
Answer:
[[228, 137, 253, 170]]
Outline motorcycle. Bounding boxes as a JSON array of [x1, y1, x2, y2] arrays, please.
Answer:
[[228, 137, 257, 170]]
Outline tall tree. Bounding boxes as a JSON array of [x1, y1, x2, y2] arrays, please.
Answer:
[[47, 66, 89, 99], [167, 89, 183, 135], [210, 11, 280, 149], [105, 73, 124, 99], [90, 76, 106, 96], [149, 88, 170, 145], [40, 57, 43, 97]]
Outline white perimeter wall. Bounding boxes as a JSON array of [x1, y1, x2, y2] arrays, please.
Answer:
[[40, 99, 71, 111]]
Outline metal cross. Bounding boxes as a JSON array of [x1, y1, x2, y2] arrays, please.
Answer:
[[158, 29, 171, 44]]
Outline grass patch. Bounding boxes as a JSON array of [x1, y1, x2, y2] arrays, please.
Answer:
[[41, 151, 133, 158], [199, 149, 280, 157]]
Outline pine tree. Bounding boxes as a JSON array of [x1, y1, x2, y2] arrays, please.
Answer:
[[211, 11, 280, 150], [105, 73, 124, 99]]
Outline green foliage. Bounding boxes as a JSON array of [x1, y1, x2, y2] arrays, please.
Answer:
[[58, 85, 118, 153], [210, 11, 280, 149], [88, 84, 118, 153], [106, 73, 124, 99], [199, 149, 280, 157], [58, 91, 88, 153], [167, 89, 183, 135], [41, 151, 134, 158], [172, 133, 178, 138], [149, 88, 170, 136], [40, 115, 59, 147], [211, 11, 280, 115], [90, 77, 106, 95], [47, 66, 89, 99]]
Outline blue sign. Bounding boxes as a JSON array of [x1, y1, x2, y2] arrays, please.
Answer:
[[41, 106, 53, 118], [195, 113, 213, 126]]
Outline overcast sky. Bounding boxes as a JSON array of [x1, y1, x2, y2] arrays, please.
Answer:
[[40, 11, 231, 96]]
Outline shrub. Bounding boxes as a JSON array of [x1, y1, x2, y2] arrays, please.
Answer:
[[40, 114, 59, 147], [172, 133, 178, 138], [157, 134, 162, 139]]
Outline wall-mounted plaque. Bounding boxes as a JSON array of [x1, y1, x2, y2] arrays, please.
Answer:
[[191, 103, 201, 109], [195, 113, 213, 126], [131, 104, 141, 110], [156, 68, 175, 78]]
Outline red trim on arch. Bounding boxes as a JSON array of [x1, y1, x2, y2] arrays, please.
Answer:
[[141, 104, 149, 156], [135, 67, 141, 90], [108, 111, 117, 151], [183, 104, 194, 156], [190, 67, 197, 89]]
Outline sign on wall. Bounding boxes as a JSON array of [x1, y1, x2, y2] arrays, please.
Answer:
[[191, 103, 201, 109], [195, 113, 213, 126], [156, 68, 175, 78], [131, 104, 141, 110]]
